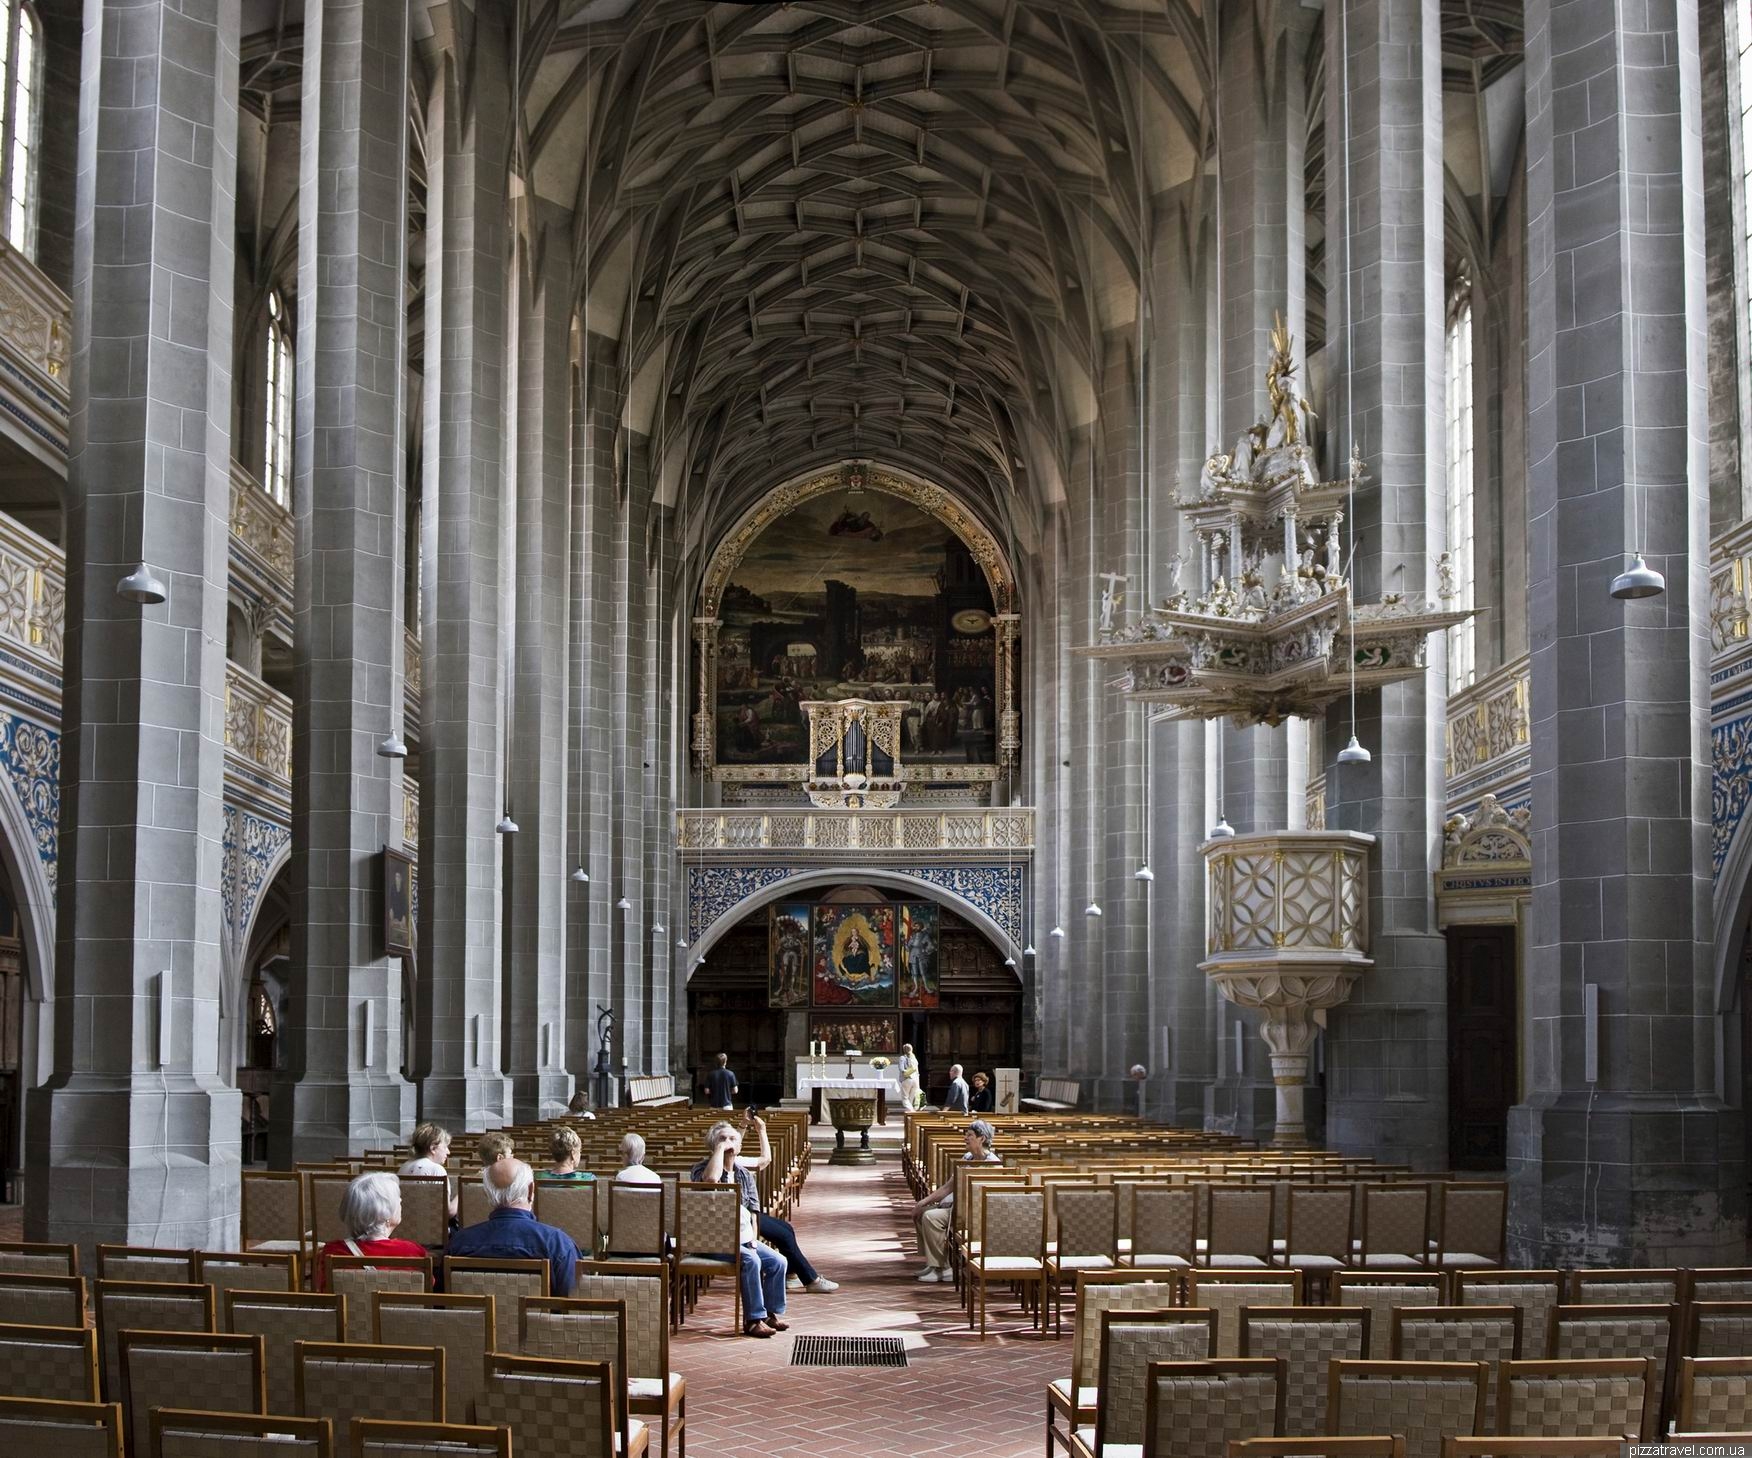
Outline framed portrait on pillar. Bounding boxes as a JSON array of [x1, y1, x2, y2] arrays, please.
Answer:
[[383, 846, 415, 957]]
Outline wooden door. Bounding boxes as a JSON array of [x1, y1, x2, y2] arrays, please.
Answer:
[[1446, 925, 1517, 1170]]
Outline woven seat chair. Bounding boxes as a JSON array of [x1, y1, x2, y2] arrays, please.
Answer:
[[1333, 1273, 1446, 1360], [606, 1184, 666, 1261], [1392, 1306, 1522, 1418], [1132, 1358, 1284, 1458], [572, 1260, 684, 1458], [1126, 1186, 1196, 1268], [93, 1279, 215, 1403], [350, 1417, 509, 1458], [1240, 1306, 1369, 1437], [1186, 1270, 1303, 1358], [1688, 1300, 1752, 1357], [0, 1272, 85, 1328], [1204, 1187, 1276, 1269], [970, 1187, 1045, 1337], [459, 1181, 493, 1231], [1685, 1268, 1752, 1305], [1548, 1303, 1678, 1437], [119, 1330, 266, 1458], [1677, 1355, 1752, 1433], [446, 1257, 550, 1356], [1565, 1270, 1679, 1306], [1280, 1186, 1355, 1293], [197, 1251, 300, 1302], [294, 1342, 445, 1430], [1659, 1433, 1752, 1449], [327, 1255, 433, 1343], [1453, 1272, 1564, 1361], [534, 1180, 600, 1260], [221, 1290, 345, 1417], [307, 1175, 355, 1255], [1497, 1357, 1654, 1441], [1328, 1359, 1488, 1458], [1080, 1326, 1279, 1458], [96, 1245, 198, 1285], [1441, 1441, 1629, 1457], [518, 1298, 636, 1453], [1432, 1184, 1506, 1270], [373, 1293, 494, 1435], [476, 1353, 628, 1458], [241, 1171, 308, 1259], [0, 1320, 99, 1402], [0, 1242, 79, 1278], [151, 1409, 332, 1458], [1045, 1186, 1118, 1336], [0, 1395, 123, 1458], [1231, 1442, 1404, 1457], [395, 1176, 452, 1250], [670, 1182, 742, 1334], [1356, 1186, 1431, 1270], [1047, 1272, 1190, 1457]]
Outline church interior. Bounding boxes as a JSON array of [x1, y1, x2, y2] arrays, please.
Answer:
[[1, 0, 1750, 1452]]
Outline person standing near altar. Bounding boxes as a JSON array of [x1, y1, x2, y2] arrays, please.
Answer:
[[897, 1044, 921, 1110], [943, 1063, 970, 1113]]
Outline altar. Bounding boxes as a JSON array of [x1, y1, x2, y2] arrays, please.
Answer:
[[795, 1059, 899, 1126]]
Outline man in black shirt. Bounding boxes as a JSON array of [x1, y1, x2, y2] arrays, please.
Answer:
[[706, 1052, 737, 1110]]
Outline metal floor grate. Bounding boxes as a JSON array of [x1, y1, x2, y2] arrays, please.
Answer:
[[790, 1334, 908, 1368]]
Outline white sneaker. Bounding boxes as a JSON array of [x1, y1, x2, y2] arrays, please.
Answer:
[[805, 1277, 839, 1293], [786, 1275, 804, 1292], [916, 1267, 941, 1283]]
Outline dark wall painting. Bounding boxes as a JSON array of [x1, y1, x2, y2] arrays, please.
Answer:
[[812, 903, 896, 1007], [714, 490, 998, 765], [899, 902, 939, 1008], [768, 903, 811, 1009], [809, 1011, 899, 1055]]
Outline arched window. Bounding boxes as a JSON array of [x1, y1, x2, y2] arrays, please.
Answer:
[[1445, 276, 1476, 692], [0, 3, 40, 258], [263, 289, 293, 506]]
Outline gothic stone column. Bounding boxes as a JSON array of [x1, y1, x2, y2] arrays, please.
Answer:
[[1509, 0, 1744, 1263], [416, 20, 513, 1128], [1319, 0, 1450, 1169], [273, 0, 416, 1165], [27, 0, 243, 1247]]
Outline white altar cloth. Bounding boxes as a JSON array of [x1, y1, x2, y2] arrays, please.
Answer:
[[796, 1074, 896, 1100]]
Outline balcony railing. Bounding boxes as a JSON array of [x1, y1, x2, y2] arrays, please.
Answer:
[[0, 510, 62, 674], [677, 807, 1034, 854], [228, 461, 294, 587], [1443, 654, 1530, 804], [225, 664, 292, 785]]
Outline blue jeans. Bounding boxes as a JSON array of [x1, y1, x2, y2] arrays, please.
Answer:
[[757, 1211, 819, 1285], [739, 1241, 787, 1322]]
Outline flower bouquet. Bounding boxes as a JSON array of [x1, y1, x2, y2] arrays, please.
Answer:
[[869, 1056, 891, 1071]]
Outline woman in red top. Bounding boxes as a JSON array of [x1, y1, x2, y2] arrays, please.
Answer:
[[315, 1171, 428, 1291]]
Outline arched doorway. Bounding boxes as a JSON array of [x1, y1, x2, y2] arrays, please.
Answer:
[[685, 883, 1022, 1106]]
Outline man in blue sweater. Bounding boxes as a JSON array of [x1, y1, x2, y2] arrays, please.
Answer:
[[445, 1156, 579, 1296]]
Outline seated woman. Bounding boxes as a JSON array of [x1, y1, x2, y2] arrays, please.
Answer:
[[398, 1121, 458, 1219], [315, 1171, 427, 1291], [540, 1125, 595, 1181]]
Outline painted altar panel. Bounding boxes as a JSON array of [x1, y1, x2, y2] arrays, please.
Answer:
[[898, 901, 939, 1008], [812, 903, 897, 1007], [768, 902, 811, 1009], [809, 1010, 899, 1055]]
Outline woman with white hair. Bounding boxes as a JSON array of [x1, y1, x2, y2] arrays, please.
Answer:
[[614, 1131, 661, 1183], [315, 1171, 428, 1290], [897, 1043, 921, 1110]]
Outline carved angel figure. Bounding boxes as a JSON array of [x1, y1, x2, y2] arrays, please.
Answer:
[[1250, 312, 1314, 450], [1436, 551, 1457, 600]]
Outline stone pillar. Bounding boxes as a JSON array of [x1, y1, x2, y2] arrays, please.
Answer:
[[272, 0, 416, 1166], [506, 206, 574, 1121], [27, 0, 243, 1247], [1320, 0, 1450, 1169], [1510, 0, 1745, 1263], [416, 22, 512, 1128]]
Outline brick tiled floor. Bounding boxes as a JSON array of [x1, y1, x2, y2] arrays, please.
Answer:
[[668, 1154, 1066, 1457], [0, 1157, 1067, 1456]]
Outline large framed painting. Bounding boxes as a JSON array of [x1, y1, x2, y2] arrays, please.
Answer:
[[809, 1011, 899, 1056], [768, 903, 812, 1009], [383, 846, 414, 956], [813, 903, 896, 1006], [898, 902, 939, 1008]]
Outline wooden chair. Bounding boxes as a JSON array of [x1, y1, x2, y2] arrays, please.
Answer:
[[1677, 1355, 1752, 1433], [92, 1279, 215, 1403], [1454, 1271, 1564, 1361], [0, 1396, 123, 1458], [349, 1417, 509, 1458], [670, 1182, 742, 1334], [0, 1320, 99, 1402], [96, 1245, 198, 1285], [534, 1179, 599, 1260], [1685, 1268, 1752, 1305], [1046, 1271, 1188, 1457], [475, 1354, 617, 1458], [307, 1174, 355, 1255], [1497, 1358, 1655, 1441], [1204, 1186, 1275, 1268], [241, 1171, 308, 1260], [1565, 1269, 1679, 1306], [1280, 1185, 1355, 1291], [1083, 1315, 1269, 1457], [221, 1289, 346, 1417], [0, 1271, 85, 1328], [1232, 1443, 1404, 1458], [326, 1254, 433, 1343], [1328, 1359, 1488, 1458], [969, 1187, 1045, 1337], [1044, 1185, 1118, 1336], [1548, 1302, 1678, 1437], [606, 1183, 666, 1261], [1688, 1299, 1752, 1357], [572, 1261, 684, 1458], [0, 1242, 79, 1278], [1433, 1183, 1506, 1270], [1441, 1442, 1627, 1458], [294, 1342, 445, 1429], [1240, 1306, 1369, 1438], [1333, 1272, 1447, 1359], [151, 1409, 332, 1458], [459, 1180, 493, 1230], [373, 1293, 495, 1437], [1356, 1185, 1431, 1270], [1134, 1359, 1285, 1458], [444, 1257, 548, 1356], [518, 1298, 636, 1455], [1186, 1269, 1304, 1357], [395, 1176, 452, 1249], [1391, 1305, 1522, 1417], [1126, 1185, 1196, 1268], [196, 1250, 300, 1302], [119, 1330, 266, 1458]]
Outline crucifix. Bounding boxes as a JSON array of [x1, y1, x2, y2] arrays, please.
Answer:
[[1098, 571, 1127, 633]]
